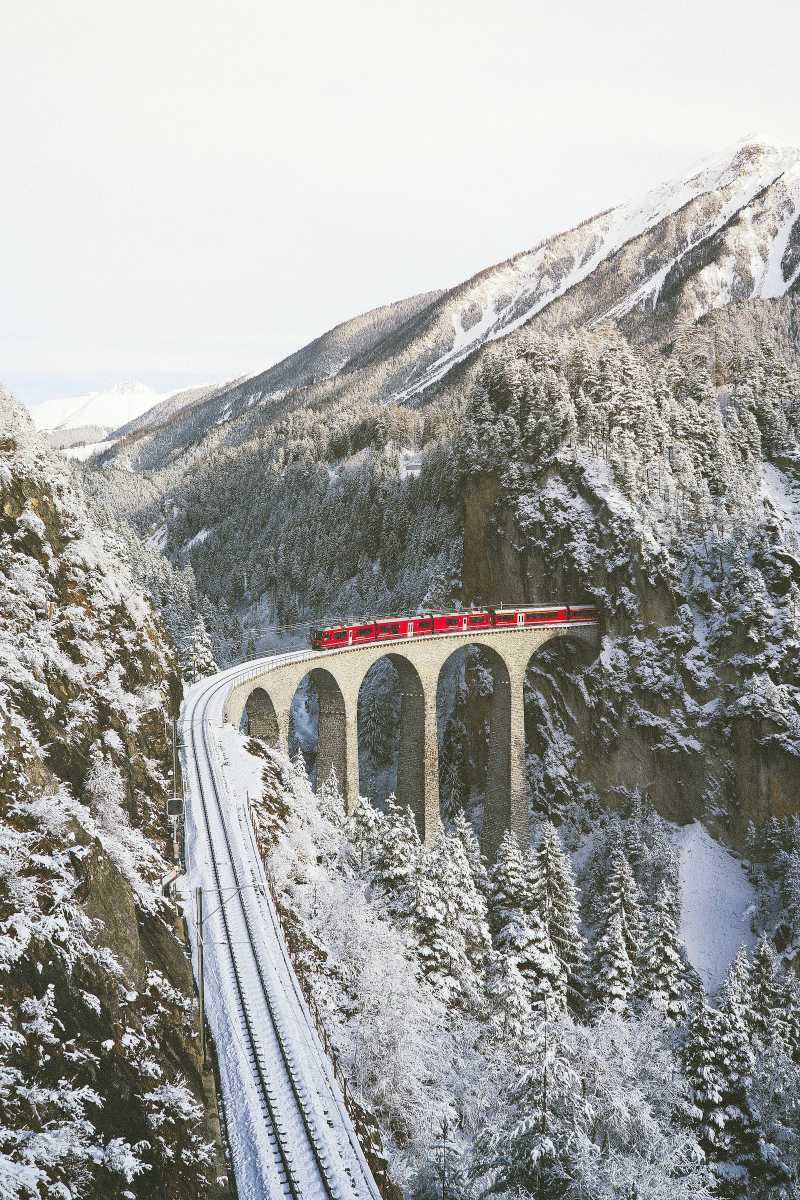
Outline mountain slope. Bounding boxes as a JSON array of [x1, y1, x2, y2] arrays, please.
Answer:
[[97, 138, 800, 476]]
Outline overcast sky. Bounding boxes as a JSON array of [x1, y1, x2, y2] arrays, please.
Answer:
[[3, 0, 799, 406]]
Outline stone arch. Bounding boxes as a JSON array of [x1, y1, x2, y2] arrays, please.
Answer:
[[290, 667, 349, 796], [436, 642, 515, 862], [243, 686, 280, 746], [356, 652, 428, 834]]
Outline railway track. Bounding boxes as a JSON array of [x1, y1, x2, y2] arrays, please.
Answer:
[[183, 658, 383, 1200]]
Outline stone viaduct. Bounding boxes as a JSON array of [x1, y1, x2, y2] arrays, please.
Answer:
[[223, 623, 599, 859]]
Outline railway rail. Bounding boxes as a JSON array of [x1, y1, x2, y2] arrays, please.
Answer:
[[182, 655, 383, 1200]]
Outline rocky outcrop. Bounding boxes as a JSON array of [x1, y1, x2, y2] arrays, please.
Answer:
[[0, 393, 230, 1199], [463, 466, 800, 850]]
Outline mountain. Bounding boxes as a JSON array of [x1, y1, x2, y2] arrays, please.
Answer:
[[96, 138, 800, 475], [28, 379, 170, 451]]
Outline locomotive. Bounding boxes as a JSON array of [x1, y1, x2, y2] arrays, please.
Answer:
[[310, 604, 597, 650]]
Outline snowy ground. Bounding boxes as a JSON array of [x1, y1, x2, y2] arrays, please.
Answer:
[[673, 821, 757, 993]]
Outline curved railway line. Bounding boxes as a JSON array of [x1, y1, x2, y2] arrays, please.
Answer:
[[183, 655, 382, 1200]]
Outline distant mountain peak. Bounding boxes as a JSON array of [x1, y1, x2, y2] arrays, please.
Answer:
[[30, 380, 168, 435]]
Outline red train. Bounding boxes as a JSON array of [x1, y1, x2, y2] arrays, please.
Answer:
[[310, 604, 597, 650]]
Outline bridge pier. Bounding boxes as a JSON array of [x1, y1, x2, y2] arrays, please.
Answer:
[[313, 669, 350, 801], [479, 661, 529, 862]]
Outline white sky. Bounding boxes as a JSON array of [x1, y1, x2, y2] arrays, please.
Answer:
[[3, 0, 799, 406]]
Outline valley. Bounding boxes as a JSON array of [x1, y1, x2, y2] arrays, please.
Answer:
[[4, 134, 800, 1200]]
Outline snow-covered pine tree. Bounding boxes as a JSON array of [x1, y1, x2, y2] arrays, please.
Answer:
[[187, 614, 217, 682], [718, 944, 753, 1034], [681, 997, 757, 1164], [316, 766, 345, 827], [451, 809, 489, 895], [471, 1020, 582, 1199], [603, 846, 644, 968], [447, 833, 491, 979], [516, 912, 568, 1016], [637, 882, 689, 1020], [484, 950, 532, 1042], [347, 794, 384, 870], [582, 812, 624, 918], [411, 834, 467, 1004], [591, 909, 635, 1016], [525, 822, 587, 1016], [372, 794, 421, 917], [489, 830, 566, 1013], [749, 934, 792, 1050], [488, 830, 529, 954]]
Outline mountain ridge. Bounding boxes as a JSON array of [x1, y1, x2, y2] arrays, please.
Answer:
[[94, 138, 800, 475]]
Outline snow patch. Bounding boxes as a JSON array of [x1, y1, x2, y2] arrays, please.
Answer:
[[673, 821, 756, 992]]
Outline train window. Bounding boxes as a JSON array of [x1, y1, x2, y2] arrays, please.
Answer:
[[468, 614, 483, 624], [332, 630, 347, 640], [379, 623, 399, 635], [444, 617, 459, 627], [355, 625, 373, 636]]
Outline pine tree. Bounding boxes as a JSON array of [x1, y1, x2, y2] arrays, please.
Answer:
[[451, 809, 489, 895], [347, 795, 383, 870], [317, 766, 344, 827], [525, 822, 587, 1016], [591, 910, 635, 1016], [582, 813, 624, 918], [604, 846, 644, 968], [718, 944, 753, 1033], [517, 911, 567, 1016], [488, 830, 529, 955], [638, 883, 689, 1020], [489, 830, 565, 1013], [372, 795, 421, 916], [681, 997, 757, 1163], [187, 615, 217, 682], [411, 835, 466, 1004], [484, 950, 532, 1042], [447, 834, 491, 978], [749, 934, 791, 1050], [472, 1022, 583, 1199]]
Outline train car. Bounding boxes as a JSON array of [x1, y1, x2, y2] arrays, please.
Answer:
[[489, 605, 568, 626], [566, 604, 597, 622], [310, 624, 351, 649]]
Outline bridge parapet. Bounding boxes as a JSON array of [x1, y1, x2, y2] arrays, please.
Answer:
[[222, 622, 599, 857]]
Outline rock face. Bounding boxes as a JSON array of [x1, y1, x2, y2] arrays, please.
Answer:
[[458, 315, 800, 851], [0, 392, 230, 1199], [463, 461, 800, 847]]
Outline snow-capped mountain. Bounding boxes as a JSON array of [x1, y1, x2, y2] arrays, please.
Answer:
[[29, 380, 166, 437], [100, 138, 800, 473]]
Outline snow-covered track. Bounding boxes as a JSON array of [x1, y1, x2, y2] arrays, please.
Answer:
[[183, 659, 383, 1200]]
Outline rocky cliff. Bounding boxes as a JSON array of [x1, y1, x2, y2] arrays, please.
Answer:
[[0, 392, 229, 1199], [459, 316, 800, 849]]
